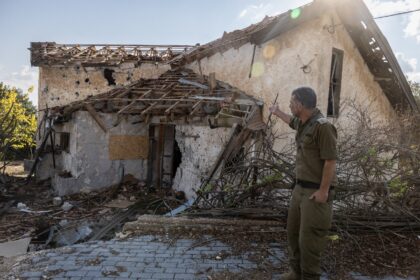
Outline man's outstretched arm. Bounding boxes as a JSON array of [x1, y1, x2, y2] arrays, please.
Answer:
[[269, 105, 293, 125]]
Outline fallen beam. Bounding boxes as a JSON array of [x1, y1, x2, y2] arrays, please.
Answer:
[[85, 103, 108, 132], [123, 215, 285, 236]]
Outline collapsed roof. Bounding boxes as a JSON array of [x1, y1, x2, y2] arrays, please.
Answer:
[[51, 68, 264, 129], [30, 43, 194, 67], [30, 0, 417, 111]]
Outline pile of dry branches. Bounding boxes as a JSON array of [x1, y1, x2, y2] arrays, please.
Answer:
[[192, 102, 420, 233], [189, 102, 420, 277]]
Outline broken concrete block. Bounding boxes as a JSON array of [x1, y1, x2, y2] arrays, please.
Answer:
[[54, 224, 92, 246], [52, 175, 81, 196], [59, 220, 69, 227], [62, 202, 73, 212], [0, 237, 31, 257], [53, 197, 62, 206], [17, 202, 28, 210]]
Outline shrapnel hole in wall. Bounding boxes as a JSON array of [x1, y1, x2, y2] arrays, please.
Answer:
[[104, 68, 116, 85]]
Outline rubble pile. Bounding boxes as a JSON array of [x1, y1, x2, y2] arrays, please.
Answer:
[[0, 173, 183, 253]]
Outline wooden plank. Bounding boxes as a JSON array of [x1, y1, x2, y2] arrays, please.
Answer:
[[85, 103, 108, 132], [141, 92, 171, 116], [189, 100, 203, 116], [109, 135, 148, 160], [117, 90, 153, 115], [209, 72, 217, 93], [165, 92, 190, 115]]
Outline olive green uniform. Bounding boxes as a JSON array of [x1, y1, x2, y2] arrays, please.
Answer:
[[287, 109, 337, 280]]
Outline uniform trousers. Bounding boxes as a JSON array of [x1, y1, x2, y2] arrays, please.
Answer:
[[287, 184, 334, 280]]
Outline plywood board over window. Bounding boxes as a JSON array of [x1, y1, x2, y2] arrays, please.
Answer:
[[109, 135, 148, 160]]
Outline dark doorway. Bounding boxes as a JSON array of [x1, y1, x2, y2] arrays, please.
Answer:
[[148, 124, 181, 189]]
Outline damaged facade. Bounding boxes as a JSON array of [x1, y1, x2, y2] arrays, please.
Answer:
[[30, 0, 417, 198]]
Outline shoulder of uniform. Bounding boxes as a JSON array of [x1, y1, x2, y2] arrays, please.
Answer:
[[316, 117, 328, 124]]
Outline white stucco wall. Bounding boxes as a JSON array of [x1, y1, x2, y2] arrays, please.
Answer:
[[186, 12, 396, 143], [38, 63, 170, 110], [41, 111, 149, 195], [38, 111, 231, 198], [173, 125, 231, 199]]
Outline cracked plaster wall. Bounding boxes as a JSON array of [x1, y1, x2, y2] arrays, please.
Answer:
[[39, 111, 148, 196], [172, 125, 231, 199], [38, 63, 170, 110], [38, 112, 231, 197]]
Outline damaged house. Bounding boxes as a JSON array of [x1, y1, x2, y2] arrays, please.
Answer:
[[29, 0, 417, 198]]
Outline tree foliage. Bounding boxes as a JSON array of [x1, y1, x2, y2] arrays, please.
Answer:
[[408, 80, 420, 105], [0, 83, 36, 160]]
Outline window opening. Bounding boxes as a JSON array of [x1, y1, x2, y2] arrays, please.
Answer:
[[327, 48, 344, 117]]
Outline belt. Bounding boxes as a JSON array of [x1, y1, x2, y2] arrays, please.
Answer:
[[296, 179, 335, 190]]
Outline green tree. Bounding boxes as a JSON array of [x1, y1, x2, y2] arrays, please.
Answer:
[[408, 80, 420, 106], [0, 83, 37, 160]]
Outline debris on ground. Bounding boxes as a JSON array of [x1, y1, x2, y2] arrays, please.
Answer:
[[0, 171, 184, 252]]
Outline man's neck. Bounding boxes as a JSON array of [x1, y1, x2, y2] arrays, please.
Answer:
[[299, 109, 316, 124]]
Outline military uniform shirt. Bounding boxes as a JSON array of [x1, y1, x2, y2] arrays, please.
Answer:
[[289, 109, 338, 186]]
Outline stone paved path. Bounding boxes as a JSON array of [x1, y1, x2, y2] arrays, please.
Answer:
[[4, 235, 284, 280], [3, 234, 413, 280]]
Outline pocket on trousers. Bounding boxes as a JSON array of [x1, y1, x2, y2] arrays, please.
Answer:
[[304, 198, 332, 230]]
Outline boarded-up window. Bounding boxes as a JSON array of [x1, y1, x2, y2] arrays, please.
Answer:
[[327, 48, 344, 117], [109, 135, 148, 160]]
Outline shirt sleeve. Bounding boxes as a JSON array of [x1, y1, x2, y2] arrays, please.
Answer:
[[317, 123, 338, 160], [289, 117, 299, 130]]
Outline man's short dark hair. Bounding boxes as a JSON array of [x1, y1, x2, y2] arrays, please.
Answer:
[[292, 87, 317, 109]]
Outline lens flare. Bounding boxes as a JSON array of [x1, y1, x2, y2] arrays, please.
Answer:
[[263, 44, 276, 59], [251, 62, 265, 77], [290, 8, 301, 19]]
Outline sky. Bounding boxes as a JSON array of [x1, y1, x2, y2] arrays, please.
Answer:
[[0, 0, 419, 106]]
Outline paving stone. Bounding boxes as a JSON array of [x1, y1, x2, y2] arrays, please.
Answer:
[[174, 273, 196, 279], [152, 272, 175, 279], [160, 262, 179, 268], [132, 272, 154, 279], [21, 271, 43, 277], [116, 261, 137, 267], [144, 267, 166, 273], [165, 267, 186, 273], [86, 270, 103, 277], [125, 266, 145, 273], [65, 270, 87, 277]]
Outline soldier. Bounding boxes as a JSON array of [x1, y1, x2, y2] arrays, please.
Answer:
[[269, 87, 337, 280]]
